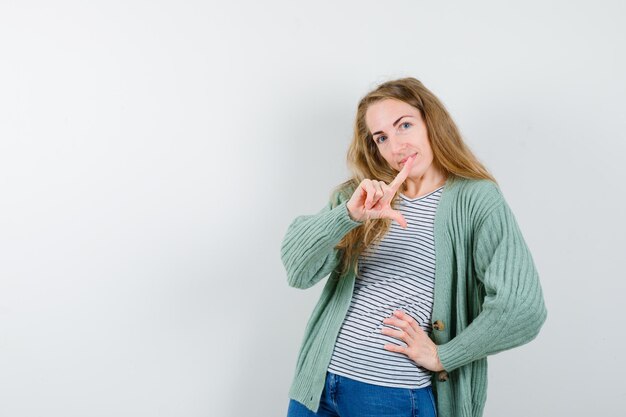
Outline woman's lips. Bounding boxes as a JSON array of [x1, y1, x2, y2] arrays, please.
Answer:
[[399, 153, 417, 166]]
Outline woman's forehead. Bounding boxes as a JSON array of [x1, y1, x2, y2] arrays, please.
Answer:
[[366, 99, 421, 130]]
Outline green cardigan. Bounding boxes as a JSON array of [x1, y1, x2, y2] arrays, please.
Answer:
[[280, 176, 547, 417]]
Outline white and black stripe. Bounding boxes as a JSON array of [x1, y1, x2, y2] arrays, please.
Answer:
[[327, 186, 444, 388]]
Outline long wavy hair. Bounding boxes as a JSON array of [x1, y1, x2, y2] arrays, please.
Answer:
[[334, 77, 497, 276]]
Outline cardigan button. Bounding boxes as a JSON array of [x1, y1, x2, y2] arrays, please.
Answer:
[[438, 371, 449, 382], [433, 320, 445, 331]]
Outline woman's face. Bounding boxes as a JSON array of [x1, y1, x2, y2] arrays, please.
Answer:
[[365, 98, 436, 178]]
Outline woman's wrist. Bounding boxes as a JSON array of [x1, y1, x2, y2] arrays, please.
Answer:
[[345, 202, 361, 223], [434, 346, 445, 372]]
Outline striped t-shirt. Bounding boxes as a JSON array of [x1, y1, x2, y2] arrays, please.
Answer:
[[327, 185, 444, 388]]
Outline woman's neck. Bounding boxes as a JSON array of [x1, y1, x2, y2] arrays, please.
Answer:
[[402, 168, 448, 199]]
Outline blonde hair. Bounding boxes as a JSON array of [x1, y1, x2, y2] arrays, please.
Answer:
[[334, 77, 497, 276]]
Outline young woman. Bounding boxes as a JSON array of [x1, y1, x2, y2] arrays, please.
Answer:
[[281, 77, 547, 417]]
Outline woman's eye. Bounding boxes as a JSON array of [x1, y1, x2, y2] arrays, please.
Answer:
[[376, 136, 387, 144], [401, 122, 411, 129]]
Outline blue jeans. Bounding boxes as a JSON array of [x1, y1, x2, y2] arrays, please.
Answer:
[[287, 372, 437, 417]]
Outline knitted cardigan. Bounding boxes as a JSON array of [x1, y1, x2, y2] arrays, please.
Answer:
[[280, 176, 548, 417]]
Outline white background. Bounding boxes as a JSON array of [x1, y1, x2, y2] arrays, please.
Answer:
[[1, 1, 624, 416]]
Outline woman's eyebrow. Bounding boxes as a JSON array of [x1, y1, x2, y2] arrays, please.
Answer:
[[372, 115, 414, 136]]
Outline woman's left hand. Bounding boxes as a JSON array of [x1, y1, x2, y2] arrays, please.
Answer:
[[381, 310, 445, 372]]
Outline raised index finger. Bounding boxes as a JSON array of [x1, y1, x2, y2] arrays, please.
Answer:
[[388, 155, 415, 191]]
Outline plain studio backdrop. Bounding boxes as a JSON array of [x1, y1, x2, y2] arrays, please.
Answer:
[[1, 1, 624, 416]]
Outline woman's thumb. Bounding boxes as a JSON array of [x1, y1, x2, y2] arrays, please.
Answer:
[[381, 208, 407, 229]]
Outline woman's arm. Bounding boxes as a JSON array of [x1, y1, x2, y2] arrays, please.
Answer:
[[436, 198, 548, 372], [281, 192, 362, 289]]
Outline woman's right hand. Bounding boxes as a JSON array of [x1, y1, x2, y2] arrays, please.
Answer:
[[346, 155, 415, 228]]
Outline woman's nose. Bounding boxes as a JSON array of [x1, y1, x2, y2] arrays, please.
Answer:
[[389, 134, 408, 154]]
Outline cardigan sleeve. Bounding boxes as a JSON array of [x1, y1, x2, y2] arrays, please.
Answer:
[[436, 198, 548, 372], [280, 192, 363, 289]]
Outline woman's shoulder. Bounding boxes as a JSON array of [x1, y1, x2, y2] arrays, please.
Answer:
[[451, 175, 498, 191], [451, 176, 503, 202]]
